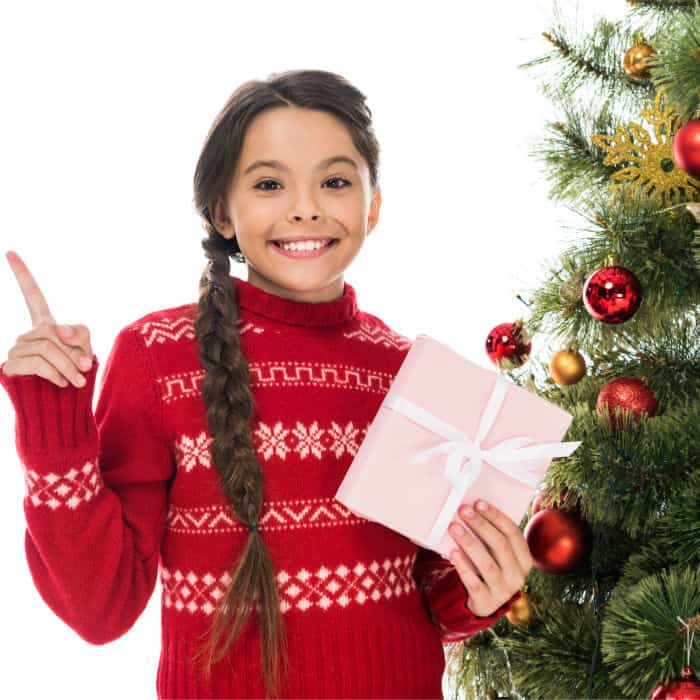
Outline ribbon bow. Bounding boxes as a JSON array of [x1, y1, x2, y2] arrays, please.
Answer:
[[381, 372, 581, 548]]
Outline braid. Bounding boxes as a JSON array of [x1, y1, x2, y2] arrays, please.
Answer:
[[191, 229, 289, 697], [190, 68, 381, 697]]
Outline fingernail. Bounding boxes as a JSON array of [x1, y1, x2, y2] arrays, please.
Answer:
[[58, 325, 73, 336], [477, 501, 488, 512], [450, 523, 465, 537], [79, 357, 92, 370]]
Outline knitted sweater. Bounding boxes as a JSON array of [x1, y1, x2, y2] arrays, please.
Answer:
[[0, 274, 519, 699]]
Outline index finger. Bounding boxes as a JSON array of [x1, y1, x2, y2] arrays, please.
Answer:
[[5, 251, 55, 327]]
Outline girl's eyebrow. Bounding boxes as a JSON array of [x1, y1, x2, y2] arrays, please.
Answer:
[[243, 155, 359, 176]]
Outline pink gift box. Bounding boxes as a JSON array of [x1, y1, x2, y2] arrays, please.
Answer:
[[335, 334, 582, 560]]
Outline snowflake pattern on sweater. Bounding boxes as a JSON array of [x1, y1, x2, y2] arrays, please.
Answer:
[[0, 274, 518, 699]]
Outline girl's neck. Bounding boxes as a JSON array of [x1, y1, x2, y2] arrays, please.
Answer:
[[231, 273, 358, 327]]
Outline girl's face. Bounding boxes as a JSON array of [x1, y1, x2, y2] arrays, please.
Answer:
[[212, 105, 381, 303]]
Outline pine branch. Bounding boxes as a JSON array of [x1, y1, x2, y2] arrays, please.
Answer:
[[528, 99, 620, 203], [648, 7, 700, 120], [618, 469, 700, 585], [600, 566, 700, 697], [505, 599, 622, 698], [624, 0, 699, 23], [517, 183, 700, 353], [518, 7, 655, 114]]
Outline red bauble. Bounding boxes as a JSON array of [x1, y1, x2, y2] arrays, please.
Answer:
[[485, 319, 531, 370], [649, 667, 700, 699], [673, 118, 700, 179], [524, 507, 592, 575], [596, 376, 658, 430], [582, 266, 643, 323]]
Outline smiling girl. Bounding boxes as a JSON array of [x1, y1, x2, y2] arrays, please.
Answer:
[[1, 69, 529, 699]]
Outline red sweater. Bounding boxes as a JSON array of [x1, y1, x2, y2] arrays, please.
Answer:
[[0, 274, 518, 699]]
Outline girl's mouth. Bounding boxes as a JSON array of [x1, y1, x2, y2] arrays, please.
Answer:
[[269, 239, 338, 259]]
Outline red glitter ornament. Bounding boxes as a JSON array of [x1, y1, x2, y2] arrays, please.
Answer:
[[523, 507, 592, 575], [673, 118, 700, 179], [582, 266, 643, 323], [649, 667, 700, 699], [485, 319, 531, 370], [596, 376, 658, 430]]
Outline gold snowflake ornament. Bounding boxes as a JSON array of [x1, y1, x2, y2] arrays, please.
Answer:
[[591, 87, 700, 206]]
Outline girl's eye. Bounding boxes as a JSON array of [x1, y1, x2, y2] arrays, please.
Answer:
[[254, 177, 350, 191], [325, 177, 350, 189]]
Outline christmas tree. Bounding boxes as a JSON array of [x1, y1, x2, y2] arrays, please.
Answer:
[[446, 2, 700, 698]]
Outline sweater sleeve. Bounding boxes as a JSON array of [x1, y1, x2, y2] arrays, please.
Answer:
[[0, 326, 175, 645], [413, 545, 521, 644]]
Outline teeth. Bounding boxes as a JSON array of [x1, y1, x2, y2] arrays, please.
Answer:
[[279, 239, 331, 251]]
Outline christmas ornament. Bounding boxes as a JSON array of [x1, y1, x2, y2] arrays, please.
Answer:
[[623, 41, 655, 80], [506, 591, 535, 627], [524, 507, 592, 575], [560, 272, 586, 303], [596, 376, 658, 430], [591, 88, 700, 207], [550, 348, 587, 385], [649, 612, 700, 698], [673, 119, 700, 180], [485, 319, 531, 370], [582, 266, 643, 324], [649, 667, 700, 699]]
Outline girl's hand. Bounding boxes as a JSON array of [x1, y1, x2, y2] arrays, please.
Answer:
[[448, 499, 533, 617], [2, 251, 94, 388]]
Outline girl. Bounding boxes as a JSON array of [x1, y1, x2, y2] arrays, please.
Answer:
[[1, 69, 531, 699]]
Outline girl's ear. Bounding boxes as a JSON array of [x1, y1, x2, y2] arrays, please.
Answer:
[[367, 188, 382, 234], [211, 196, 234, 237]]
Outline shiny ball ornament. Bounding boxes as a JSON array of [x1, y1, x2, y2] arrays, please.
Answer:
[[649, 667, 700, 699], [485, 319, 532, 370], [673, 119, 700, 179], [582, 266, 643, 324], [524, 507, 592, 575], [550, 348, 587, 385], [623, 42, 655, 80], [506, 591, 535, 627], [596, 376, 658, 430]]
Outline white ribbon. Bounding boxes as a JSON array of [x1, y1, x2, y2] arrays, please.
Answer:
[[381, 372, 581, 548]]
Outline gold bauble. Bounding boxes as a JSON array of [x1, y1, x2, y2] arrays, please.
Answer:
[[506, 591, 535, 627], [550, 348, 587, 385], [623, 42, 655, 80]]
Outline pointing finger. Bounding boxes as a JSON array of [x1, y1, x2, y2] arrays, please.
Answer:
[[6, 251, 55, 327]]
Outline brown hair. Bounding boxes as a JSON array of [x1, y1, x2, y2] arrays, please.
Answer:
[[189, 69, 380, 698]]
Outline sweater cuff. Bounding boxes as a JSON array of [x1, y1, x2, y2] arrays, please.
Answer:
[[0, 357, 100, 466]]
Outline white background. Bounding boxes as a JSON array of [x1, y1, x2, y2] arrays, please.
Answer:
[[1, 1, 627, 697]]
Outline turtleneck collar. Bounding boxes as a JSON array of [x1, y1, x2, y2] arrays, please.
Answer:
[[231, 275, 359, 327]]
